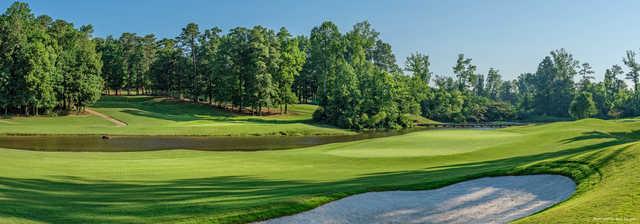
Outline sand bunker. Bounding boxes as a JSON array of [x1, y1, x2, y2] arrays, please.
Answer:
[[257, 175, 575, 224]]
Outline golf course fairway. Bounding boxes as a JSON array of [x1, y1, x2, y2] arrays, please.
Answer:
[[0, 96, 354, 136], [0, 118, 638, 223]]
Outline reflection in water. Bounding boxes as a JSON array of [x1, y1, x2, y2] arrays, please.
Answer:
[[0, 128, 426, 152]]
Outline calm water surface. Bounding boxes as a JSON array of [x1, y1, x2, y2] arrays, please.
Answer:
[[0, 129, 426, 152]]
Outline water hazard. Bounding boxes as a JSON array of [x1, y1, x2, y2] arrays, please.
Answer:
[[0, 129, 423, 152]]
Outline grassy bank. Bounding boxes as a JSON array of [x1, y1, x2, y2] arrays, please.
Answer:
[[0, 118, 637, 223], [0, 96, 353, 136]]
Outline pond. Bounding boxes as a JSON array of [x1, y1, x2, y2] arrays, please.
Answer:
[[0, 129, 426, 152]]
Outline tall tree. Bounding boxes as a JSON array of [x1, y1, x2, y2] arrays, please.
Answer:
[[569, 91, 598, 119], [499, 80, 517, 104], [308, 21, 343, 105], [224, 27, 252, 111], [578, 62, 595, 91], [50, 22, 103, 111], [372, 40, 400, 73], [95, 35, 124, 95], [602, 65, 626, 116], [137, 34, 156, 95], [118, 32, 138, 95], [532, 49, 578, 117], [532, 56, 554, 115], [275, 27, 306, 113], [515, 73, 536, 114], [474, 74, 485, 96], [485, 68, 502, 100], [245, 26, 275, 115], [150, 38, 183, 96], [405, 52, 431, 84], [452, 54, 477, 92], [550, 49, 578, 117], [199, 27, 222, 104], [293, 35, 315, 103], [177, 23, 201, 101], [623, 50, 640, 92], [0, 2, 57, 115], [212, 34, 236, 105]]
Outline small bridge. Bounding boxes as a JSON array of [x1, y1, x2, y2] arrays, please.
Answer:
[[417, 122, 526, 129]]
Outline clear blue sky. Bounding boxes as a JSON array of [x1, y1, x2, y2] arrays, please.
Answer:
[[3, 0, 640, 80]]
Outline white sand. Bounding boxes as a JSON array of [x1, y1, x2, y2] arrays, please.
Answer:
[[256, 175, 575, 224]]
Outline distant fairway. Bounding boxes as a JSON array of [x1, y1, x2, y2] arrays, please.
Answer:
[[325, 129, 522, 157], [0, 96, 353, 136], [0, 118, 638, 223]]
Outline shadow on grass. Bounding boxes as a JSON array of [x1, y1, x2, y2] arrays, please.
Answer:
[[96, 96, 317, 125], [0, 131, 636, 223], [562, 130, 640, 144], [96, 97, 236, 122]]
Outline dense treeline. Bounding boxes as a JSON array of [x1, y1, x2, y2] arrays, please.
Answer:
[[95, 19, 423, 128], [422, 49, 640, 122], [3, 2, 640, 129], [96, 24, 307, 116], [94, 15, 640, 128], [0, 2, 102, 115]]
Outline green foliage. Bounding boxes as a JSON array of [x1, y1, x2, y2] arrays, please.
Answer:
[[405, 52, 431, 83], [275, 27, 306, 114], [602, 65, 626, 116], [577, 62, 595, 91], [199, 27, 222, 103], [178, 23, 202, 101], [95, 36, 125, 94], [452, 54, 477, 92], [420, 59, 514, 123], [149, 39, 181, 96], [533, 49, 578, 117], [619, 92, 640, 117], [7, 2, 640, 125], [569, 91, 598, 119], [309, 21, 420, 130], [485, 68, 502, 100], [0, 2, 101, 115], [623, 50, 640, 92], [422, 86, 465, 122]]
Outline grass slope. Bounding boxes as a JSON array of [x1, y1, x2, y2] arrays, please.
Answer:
[[0, 119, 638, 223], [0, 96, 352, 136]]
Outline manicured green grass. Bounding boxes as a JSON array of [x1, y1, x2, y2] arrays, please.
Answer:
[[0, 118, 637, 223], [0, 96, 353, 136], [324, 129, 522, 157], [411, 114, 441, 125]]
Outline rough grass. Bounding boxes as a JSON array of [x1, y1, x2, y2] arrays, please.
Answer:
[[0, 96, 353, 136], [0, 118, 637, 223]]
